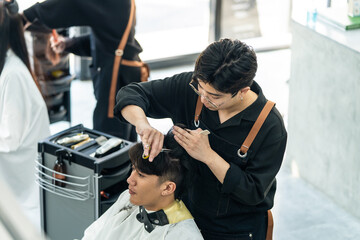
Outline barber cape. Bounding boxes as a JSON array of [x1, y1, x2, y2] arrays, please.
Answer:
[[0, 49, 50, 213], [82, 191, 203, 240]]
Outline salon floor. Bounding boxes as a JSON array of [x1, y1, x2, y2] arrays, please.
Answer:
[[45, 49, 360, 240]]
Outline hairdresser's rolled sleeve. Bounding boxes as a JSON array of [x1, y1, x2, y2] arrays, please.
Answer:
[[22, 3, 39, 22], [114, 82, 149, 123], [221, 163, 242, 194], [65, 36, 91, 56]]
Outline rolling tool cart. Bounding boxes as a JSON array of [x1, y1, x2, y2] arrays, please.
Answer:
[[36, 124, 135, 240]]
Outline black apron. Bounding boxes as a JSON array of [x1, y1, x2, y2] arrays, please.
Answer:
[[185, 114, 268, 240]]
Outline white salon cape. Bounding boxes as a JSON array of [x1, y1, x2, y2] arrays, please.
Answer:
[[82, 191, 204, 240], [0, 49, 50, 211]]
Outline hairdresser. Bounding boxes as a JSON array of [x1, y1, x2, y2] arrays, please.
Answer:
[[22, 0, 148, 141], [114, 39, 287, 240]]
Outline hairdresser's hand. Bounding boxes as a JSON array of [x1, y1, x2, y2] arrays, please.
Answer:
[[50, 35, 66, 54], [136, 122, 164, 162], [172, 126, 214, 164]]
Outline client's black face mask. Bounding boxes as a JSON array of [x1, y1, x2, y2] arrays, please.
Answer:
[[5, 0, 19, 14]]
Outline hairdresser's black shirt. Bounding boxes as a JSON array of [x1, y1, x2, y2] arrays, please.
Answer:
[[114, 72, 287, 234]]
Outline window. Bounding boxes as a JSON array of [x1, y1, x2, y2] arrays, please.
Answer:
[[136, 0, 210, 61]]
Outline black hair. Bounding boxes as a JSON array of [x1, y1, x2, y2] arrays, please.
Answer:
[[129, 124, 194, 200], [192, 38, 257, 95], [0, 0, 36, 87]]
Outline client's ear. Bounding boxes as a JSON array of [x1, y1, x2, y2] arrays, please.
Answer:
[[161, 181, 176, 196]]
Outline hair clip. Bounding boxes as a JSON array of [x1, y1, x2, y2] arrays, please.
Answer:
[[142, 148, 170, 159], [142, 144, 151, 159]]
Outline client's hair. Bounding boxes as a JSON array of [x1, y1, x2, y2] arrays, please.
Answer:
[[129, 124, 193, 200]]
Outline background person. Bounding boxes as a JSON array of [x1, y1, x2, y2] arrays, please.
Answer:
[[115, 39, 287, 239], [0, 0, 50, 224], [82, 126, 203, 240], [22, 0, 148, 141]]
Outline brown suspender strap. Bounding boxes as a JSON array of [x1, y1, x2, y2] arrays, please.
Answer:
[[239, 100, 275, 154], [108, 0, 135, 118], [194, 96, 203, 124], [266, 210, 274, 240], [121, 59, 144, 67], [121, 59, 149, 83]]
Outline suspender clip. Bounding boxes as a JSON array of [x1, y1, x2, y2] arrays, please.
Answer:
[[115, 49, 124, 56]]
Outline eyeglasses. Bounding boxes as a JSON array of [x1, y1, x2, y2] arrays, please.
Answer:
[[189, 79, 237, 108]]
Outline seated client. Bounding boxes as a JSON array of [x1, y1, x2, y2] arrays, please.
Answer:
[[82, 125, 203, 240]]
